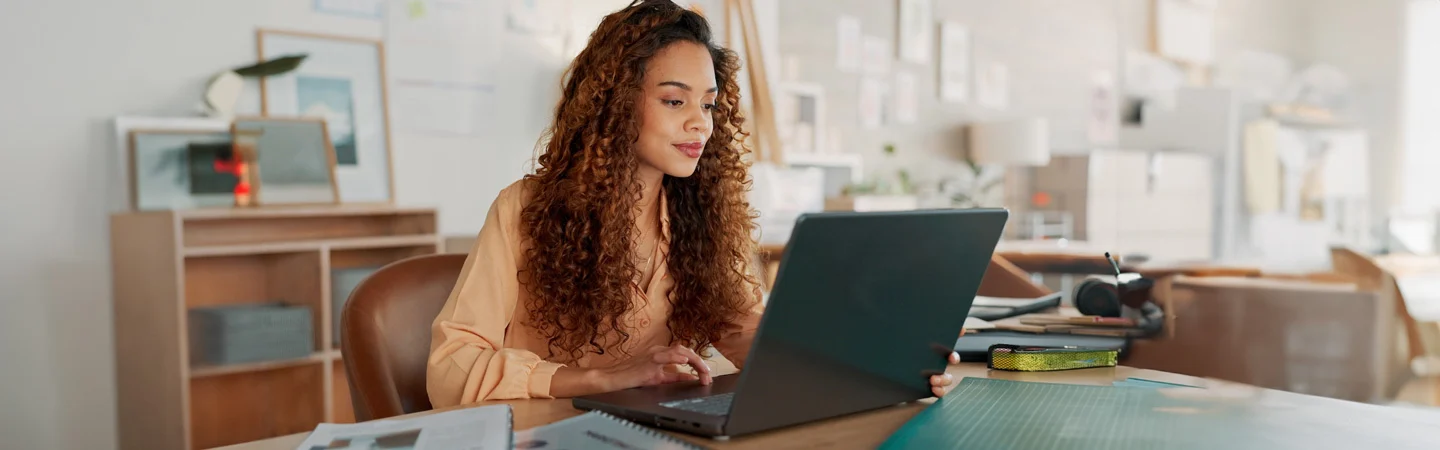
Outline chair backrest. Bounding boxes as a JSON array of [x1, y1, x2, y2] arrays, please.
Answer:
[[340, 253, 467, 421]]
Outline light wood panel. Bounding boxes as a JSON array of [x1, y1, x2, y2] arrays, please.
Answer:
[[189, 364, 326, 449], [191, 351, 331, 379], [1127, 276, 1392, 402], [177, 204, 435, 220], [112, 212, 188, 450], [185, 235, 438, 257], [182, 212, 436, 247], [266, 252, 324, 350], [330, 245, 437, 270], [184, 256, 271, 308], [332, 360, 357, 424]]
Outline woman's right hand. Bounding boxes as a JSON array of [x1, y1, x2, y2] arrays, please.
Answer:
[[594, 344, 713, 392]]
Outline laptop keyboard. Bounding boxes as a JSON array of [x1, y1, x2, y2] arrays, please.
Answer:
[[660, 393, 734, 416]]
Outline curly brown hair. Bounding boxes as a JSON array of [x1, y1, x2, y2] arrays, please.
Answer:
[[519, 0, 759, 364]]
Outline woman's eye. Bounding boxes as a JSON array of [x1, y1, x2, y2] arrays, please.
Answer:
[[665, 100, 684, 107], [702, 103, 717, 111]]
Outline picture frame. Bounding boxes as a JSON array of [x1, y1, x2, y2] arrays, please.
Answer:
[[127, 128, 241, 211], [897, 0, 934, 64], [232, 117, 341, 206], [775, 82, 827, 156], [938, 21, 971, 103], [256, 29, 394, 204], [113, 117, 232, 211]]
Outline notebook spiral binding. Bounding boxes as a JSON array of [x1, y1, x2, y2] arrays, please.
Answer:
[[588, 410, 711, 450]]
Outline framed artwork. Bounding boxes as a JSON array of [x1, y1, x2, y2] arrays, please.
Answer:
[[257, 29, 394, 204], [1154, 0, 1216, 66], [127, 128, 240, 211], [232, 117, 340, 206], [775, 82, 826, 155], [897, 0, 934, 64], [938, 21, 971, 103]]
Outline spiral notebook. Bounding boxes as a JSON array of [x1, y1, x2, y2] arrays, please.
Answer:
[[514, 411, 706, 450]]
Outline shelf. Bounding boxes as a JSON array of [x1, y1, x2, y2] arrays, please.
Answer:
[[189, 350, 338, 379], [112, 205, 440, 450], [178, 204, 440, 221], [184, 235, 439, 257]]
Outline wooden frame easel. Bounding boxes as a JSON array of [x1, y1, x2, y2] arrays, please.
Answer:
[[723, 0, 783, 165]]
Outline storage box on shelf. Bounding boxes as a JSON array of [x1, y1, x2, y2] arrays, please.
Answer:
[[110, 205, 440, 450]]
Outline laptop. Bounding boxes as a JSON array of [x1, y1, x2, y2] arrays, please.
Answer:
[[572, 208, 1009, 439]]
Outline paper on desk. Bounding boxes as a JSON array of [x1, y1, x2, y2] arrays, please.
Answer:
[[294, 405, 510, 450], [963, 316, 995, 330], [971, 296, 1047, 308]]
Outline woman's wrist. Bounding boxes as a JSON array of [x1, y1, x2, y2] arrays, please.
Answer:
[[550, 366, 608, 397]]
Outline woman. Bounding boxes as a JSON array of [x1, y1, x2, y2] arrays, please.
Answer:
[[427, 0, 959, 407]]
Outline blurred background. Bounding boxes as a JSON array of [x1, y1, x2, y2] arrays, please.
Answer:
[[4, 0, 1440, 449]]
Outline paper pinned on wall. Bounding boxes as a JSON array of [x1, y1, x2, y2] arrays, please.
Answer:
[[1155, 0, 1216, 65], [313, 0, 384, 19], [507, 0, 570, 35], [897, 0, 933, 64], [862, 35, 892, 76], [836, 15, 862, 73], [894, 71, 918, 124], [385, 0, 503, 136], [1089, 71, 1118, 144], [938, 21, 970, 103], [1319, 129, 1369, 198], [859, 77, 889, 129], [976, 62, 1009, 109]]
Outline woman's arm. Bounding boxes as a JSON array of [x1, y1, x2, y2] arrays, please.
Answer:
[[427, 185, 565, 406]]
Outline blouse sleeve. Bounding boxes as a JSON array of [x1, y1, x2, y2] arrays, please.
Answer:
[[426, 184, 564, 406]]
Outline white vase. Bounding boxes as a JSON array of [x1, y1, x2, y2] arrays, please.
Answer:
[[204, 71, 244, 119]]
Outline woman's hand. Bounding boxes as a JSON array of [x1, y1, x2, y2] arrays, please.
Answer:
[[929, 351, 961, 397], [594, 344, 714, 393]]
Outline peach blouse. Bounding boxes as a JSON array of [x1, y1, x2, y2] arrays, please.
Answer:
[[426, 180, 765, 407]]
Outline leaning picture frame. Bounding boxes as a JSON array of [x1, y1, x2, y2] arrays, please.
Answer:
[[256, 28, 394, 204], [113, 116, 233, 211], [232, 116, 341, 206], [127, 128, 241, 211]]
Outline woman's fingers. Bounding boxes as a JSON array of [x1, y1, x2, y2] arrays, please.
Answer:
[[930, 374, 955, 387], [669, 345, 713, 385], [948, 351, 960, 365]]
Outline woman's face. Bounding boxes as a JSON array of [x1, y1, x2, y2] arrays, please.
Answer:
[[635, 41, 717, 180]]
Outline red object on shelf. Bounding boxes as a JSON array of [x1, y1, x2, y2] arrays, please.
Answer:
[[1032, 191, 1053, 207]]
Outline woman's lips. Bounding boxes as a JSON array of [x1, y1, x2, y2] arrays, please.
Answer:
[[674, 142, 704, 158]]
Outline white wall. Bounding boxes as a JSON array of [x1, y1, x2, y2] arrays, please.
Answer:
[[0, 1, 630, 448], [1400, 0, 1440, 213], [1306, 0, 1408, 226]]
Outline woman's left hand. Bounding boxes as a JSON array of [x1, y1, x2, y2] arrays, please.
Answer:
[[929, 351, 961, 397]]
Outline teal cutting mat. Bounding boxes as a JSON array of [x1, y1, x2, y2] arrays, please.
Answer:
[[878, 378, 1440, 450]]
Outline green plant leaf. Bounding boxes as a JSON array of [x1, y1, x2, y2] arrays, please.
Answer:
[[232, 54, 308, 77]]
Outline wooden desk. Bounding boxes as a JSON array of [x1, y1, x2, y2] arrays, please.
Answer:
[[214, 363, 1205, 450]]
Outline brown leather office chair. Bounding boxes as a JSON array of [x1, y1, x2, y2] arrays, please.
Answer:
[[340, 253, 467, 421]]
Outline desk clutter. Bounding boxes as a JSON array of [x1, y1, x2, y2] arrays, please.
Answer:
[[295, 405, 700, 450], [880, 378, 1440, 450], [296, 405, 512, 450]]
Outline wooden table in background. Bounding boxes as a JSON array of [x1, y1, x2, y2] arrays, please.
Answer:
[[213, 363, 1206, 450]]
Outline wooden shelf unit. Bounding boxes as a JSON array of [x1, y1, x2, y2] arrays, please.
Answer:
[[111, 206, 440, 450]]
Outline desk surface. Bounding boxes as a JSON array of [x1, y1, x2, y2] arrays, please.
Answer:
[[214, 363, 1207, 450]]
